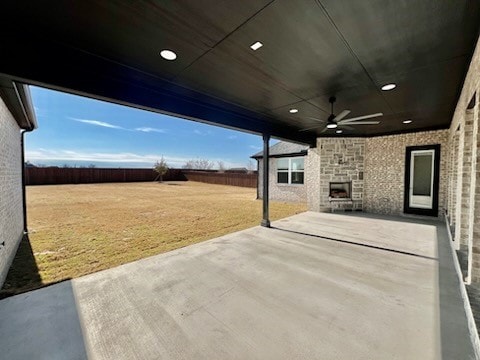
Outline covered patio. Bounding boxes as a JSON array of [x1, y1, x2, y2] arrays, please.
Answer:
[[0, 212, 474, 359], [1, 1, 480, 358]]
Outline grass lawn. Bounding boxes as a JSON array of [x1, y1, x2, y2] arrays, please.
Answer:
[[1, 181, 306, 296]]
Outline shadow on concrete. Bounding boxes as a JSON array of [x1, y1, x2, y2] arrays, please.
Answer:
[[0, 234, 42, 299], [0, 280, 89, 360], [334, 210, 444, 225], [271, 226, 438, 261], [436, 226, 477, 359], [274, 212, 477, 358]]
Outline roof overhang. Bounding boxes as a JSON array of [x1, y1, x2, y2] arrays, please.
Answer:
[[251, 151, 308, 160], [0, 77, 37, 130]]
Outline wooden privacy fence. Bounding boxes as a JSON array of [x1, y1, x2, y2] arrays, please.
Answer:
[[182, 171, 257, 188], [25, 168, 185, 185], [25, 168, 257, 188]]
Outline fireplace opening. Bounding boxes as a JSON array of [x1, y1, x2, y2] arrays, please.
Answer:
[[329, 182, 351, 199]]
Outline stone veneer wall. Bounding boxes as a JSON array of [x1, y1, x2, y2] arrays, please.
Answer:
[[363, 130, 449, 216], [307, 138, 365, 212], [0, 97, 24, 286], [257, 158, 307, 203]]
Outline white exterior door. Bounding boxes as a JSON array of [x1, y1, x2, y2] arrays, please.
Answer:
[[409, 149, 435, 209]]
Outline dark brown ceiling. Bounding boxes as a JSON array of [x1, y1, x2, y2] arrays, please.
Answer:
[[1, 0, 479, 144]]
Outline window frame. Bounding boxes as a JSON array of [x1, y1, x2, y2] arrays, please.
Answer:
[[276, 156, 304, 185]]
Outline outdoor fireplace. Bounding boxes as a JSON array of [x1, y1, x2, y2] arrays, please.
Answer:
[[329, 182, 351, 199]]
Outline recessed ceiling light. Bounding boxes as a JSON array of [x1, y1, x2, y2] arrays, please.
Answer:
[[160, 49, 177, 60], [403, 119, 412, 124], [381, 83, 396, 91], [289, 108, 298, 114], [326, 123, 338, 129], [250, 41, 263, 51], [336, 130, 343, 134]]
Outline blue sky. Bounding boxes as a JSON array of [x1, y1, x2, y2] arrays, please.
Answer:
[[27, 86, 267, 169]]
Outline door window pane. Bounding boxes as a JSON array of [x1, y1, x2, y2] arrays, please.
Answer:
[[412, 154, 432, 196]]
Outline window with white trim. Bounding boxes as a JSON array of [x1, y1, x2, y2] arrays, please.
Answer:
[[277, 157, 304, 184]]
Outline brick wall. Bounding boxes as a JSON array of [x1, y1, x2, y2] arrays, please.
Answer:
[[447, 132, 460, 224], [460, 113, 475, 246], [306, 147, 321, 211], [363, 130, 448, 216], [257, 158, 307, 203], [0, 97, 24, 286]]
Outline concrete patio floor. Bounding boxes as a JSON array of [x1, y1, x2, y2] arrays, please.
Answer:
[[0, 212, 476, 359]]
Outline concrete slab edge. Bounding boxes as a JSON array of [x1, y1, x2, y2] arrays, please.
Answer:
[[445, 213, 480, 360]]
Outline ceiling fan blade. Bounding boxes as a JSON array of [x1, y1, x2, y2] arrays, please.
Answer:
[[333, 110, 351, 122], [320, 127, 329, 133], [339, 125, 355, 130], [339, 112, 383, 123], [343, 121, 380, 125], [299, 125, 324, 132], [305, 117, 326, 123]]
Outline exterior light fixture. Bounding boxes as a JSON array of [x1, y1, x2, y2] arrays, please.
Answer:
[[381, 83, 396, 91], [336, 130, 343, 134], [327, 123, 338, 129], [160, 49, 177, 60], [250, 41, 263, 51], [289, 108, 298, 114], [403, 119, 412, 124]]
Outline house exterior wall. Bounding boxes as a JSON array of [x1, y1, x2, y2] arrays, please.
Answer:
[[306, 147, 321, 211], [305, 130, 448, 216], [257, 158, 307, 203], [446, 34, 480, 283], [0, 97, 24, 286], [447, 131, 460, 225], [459, 112, 476, 247], [363, 130, 449, 216]]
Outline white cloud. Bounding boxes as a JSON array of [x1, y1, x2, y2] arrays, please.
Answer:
[[193, 129, 212, 136], [70, 117, 168, 133], [135, 127, 165, 133], [26, 148, 245, 169], [70, 117, 125, 130], [249, 145, 262, 150], [227, 135, 237, 140]]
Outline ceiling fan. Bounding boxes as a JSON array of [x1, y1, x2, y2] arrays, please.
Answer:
[[300, 97, 383, 132]]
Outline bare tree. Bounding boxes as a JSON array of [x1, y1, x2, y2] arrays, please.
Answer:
[[154, 156, 169, 182], [183, 158, 214, 170], [88, 164, 96, 168], [217, 161, 226, 172]]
